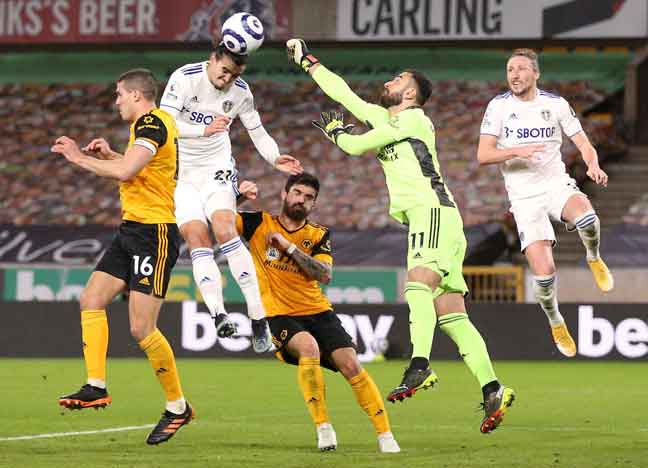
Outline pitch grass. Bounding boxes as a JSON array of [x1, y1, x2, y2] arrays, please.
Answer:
[[0, 359, 646, 468]]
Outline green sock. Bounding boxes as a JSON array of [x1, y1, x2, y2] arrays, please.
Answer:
[[404, 281, 437, 360], [438, 312, 497, 387]]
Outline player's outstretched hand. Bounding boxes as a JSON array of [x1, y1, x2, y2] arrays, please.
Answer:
[[204, 116, 231, 136], [266, 232, 291, 252], [312, 111, 354, 144], [286, 38, 319, 73], [51, 136, 82, 163], [83, 138, 112, 158], [275, 154, 303, 175], [586, 165, 608, 187], [238, 179, 258, 200]]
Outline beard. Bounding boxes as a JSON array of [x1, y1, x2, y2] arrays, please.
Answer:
[[510, 82, 533, 97], [282, 202, 308, 222], [379, 89, 403, 107]]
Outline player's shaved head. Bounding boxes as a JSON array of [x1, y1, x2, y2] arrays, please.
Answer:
[[117, 68, 158, 102]]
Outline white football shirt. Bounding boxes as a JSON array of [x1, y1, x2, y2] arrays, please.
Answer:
[[160, 61, 262, 171], [480, 89, 583, 201]]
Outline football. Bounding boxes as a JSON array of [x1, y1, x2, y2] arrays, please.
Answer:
[[221, 12, 265, 55]]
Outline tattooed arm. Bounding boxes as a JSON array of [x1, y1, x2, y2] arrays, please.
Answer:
[[288, 246, 332, 284], [266, 232, 332, 284]]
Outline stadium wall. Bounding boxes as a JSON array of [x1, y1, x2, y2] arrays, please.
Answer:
[[0, 48, 631, 91], [1, 302, 646, 361], [0, 265, 398, 304], [5, 265, 648, 304], [524, 268, 648, 304]]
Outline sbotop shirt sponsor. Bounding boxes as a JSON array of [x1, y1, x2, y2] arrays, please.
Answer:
[[480, 89, 583, 201], [160, 62, 262, 171]]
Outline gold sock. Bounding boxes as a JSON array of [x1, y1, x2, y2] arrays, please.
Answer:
[[81, 309, 108, 383], [297, 357, 329, 425], [139, 329, 183, 402], [349, 369, 391, 434]]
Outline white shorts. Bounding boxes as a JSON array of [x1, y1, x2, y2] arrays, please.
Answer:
[[174, 166, 238, 227], [509, 175, 585, 251]]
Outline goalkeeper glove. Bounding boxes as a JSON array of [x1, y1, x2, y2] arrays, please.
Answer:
[[312, 111, 354, 144], [286, 38, 319, 73]]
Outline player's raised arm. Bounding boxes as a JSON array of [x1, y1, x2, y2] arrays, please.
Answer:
[[83, 138, 122, 160], [52, 135, 154, 181], [240, 95, 303, 174], [312, 110, 412, 156], [286, 38, 380, 125]]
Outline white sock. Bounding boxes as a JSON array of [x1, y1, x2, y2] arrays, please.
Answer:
[[220, 237, 265, 320], [191, 248, 225, 318], [165, 397, 186, 415], [533, 274, 564, 326], [575, 211, 600, 261], [87, 378, 106, 389]]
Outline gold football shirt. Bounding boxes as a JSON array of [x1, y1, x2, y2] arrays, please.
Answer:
[[236, 211, 332, 317], [120, 108, 178, 223]]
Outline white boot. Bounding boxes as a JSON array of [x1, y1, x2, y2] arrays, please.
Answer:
[[378, 431, 401, 453], [316, 422, 337, 451]]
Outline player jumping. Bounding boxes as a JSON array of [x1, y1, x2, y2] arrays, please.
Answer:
[[477, 49, 613, 357], [286, 39, 514, 433], [53, 69, 193, 445], [159, 42, 302, 352]]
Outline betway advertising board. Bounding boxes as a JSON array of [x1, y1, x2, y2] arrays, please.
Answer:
[[1, 302, 646, 360], [0, 266, 398, 304], [338, 0, 647, 40]]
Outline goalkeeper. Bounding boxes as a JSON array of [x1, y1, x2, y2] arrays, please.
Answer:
[[286, 39, 515, 433]]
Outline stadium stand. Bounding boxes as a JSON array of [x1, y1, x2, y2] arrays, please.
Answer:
[[624, 194, 648, 225], [0, 78, 624, 229]]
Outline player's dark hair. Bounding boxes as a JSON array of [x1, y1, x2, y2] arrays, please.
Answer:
[[404, 69, 432, 106], [285, 172, 320, 199], [212, 42, 248, 66], [117, 68, 158, 102]]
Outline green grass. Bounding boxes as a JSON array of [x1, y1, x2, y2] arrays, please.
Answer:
[[0, 359, 646, 468]]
